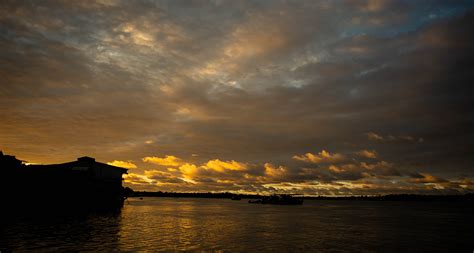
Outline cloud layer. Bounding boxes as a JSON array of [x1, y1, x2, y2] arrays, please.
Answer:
[[1, 0, 473, 195]]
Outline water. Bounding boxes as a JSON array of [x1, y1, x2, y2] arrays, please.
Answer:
[[1, 198, 473, 252]]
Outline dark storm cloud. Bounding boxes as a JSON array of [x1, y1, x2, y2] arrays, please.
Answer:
[[1, 0, 473, 194]]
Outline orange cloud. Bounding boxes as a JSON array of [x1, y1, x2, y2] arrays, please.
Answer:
[[328, 165, 345, 173], [264, 163, 288, 178], [356, 149, 377, 159], [143, 155, 183, 167], [178, 163, 199, 179], [204, 159, 247, 172], [409, 173, 447, 184], [123, 173, 153, 184], [107, 160, 137, 169], [293, 150, 345, 164]]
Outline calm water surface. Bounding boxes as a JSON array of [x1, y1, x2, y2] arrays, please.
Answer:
[[1, 198, 473, 252]]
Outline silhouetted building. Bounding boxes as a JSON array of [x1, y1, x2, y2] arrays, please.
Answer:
[[0, 151, 22, 168], [0, 152, 128, 211]]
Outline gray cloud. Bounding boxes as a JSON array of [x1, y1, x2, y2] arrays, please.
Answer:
[[1, 0, 473, 194]]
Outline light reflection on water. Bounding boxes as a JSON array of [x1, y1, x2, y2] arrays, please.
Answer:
[[0, 198, 473, 252]]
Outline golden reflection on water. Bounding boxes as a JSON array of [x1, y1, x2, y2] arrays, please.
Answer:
[[1, 198, 471, 251], [118, 197, 302, 251], [114, 198, 474, 252]]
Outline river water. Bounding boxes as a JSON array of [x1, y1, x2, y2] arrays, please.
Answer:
[[1, 198, 473, 252]]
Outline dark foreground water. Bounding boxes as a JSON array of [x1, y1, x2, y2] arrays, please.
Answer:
[[1, 198, 473, 252]]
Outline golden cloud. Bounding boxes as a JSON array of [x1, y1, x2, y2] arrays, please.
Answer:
[[178, 163, 199, 179], [140, 155, 250, 181], [293, 150, 345, 164], [123, 173, 153, 184], [409, 173, 447, 184], [359, 161, 392, 170], [143, 155, 183, 167], [328, 165, 345, 173], [204, 159, 247, 172], [356, 149, 377, 159], [264, 163, 288, 178], [106, 160, 137, 169]]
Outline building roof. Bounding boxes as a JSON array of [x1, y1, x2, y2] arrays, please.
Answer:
[[27, 157, 128, 174]]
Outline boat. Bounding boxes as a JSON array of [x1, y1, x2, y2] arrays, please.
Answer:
[[248, 194, 303, 205]]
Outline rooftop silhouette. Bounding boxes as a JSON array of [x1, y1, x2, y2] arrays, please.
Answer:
[[0, 151, 128, 212]]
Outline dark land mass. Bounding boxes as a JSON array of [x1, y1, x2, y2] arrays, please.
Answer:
[[125, 188, 474, 202]]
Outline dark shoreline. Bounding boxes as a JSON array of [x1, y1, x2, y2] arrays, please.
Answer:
[[126, 190, 474, 202]]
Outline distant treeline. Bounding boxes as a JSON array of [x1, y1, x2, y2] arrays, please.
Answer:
[[303, 194, 474, 201], [124, 188, 474, 202], [124, 188, 261, 199]]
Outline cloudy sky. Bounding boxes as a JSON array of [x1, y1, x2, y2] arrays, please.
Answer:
[[1, 0, 473, 195]]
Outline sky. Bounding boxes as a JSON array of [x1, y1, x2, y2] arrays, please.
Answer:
[[1, 0, 473, 195]]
